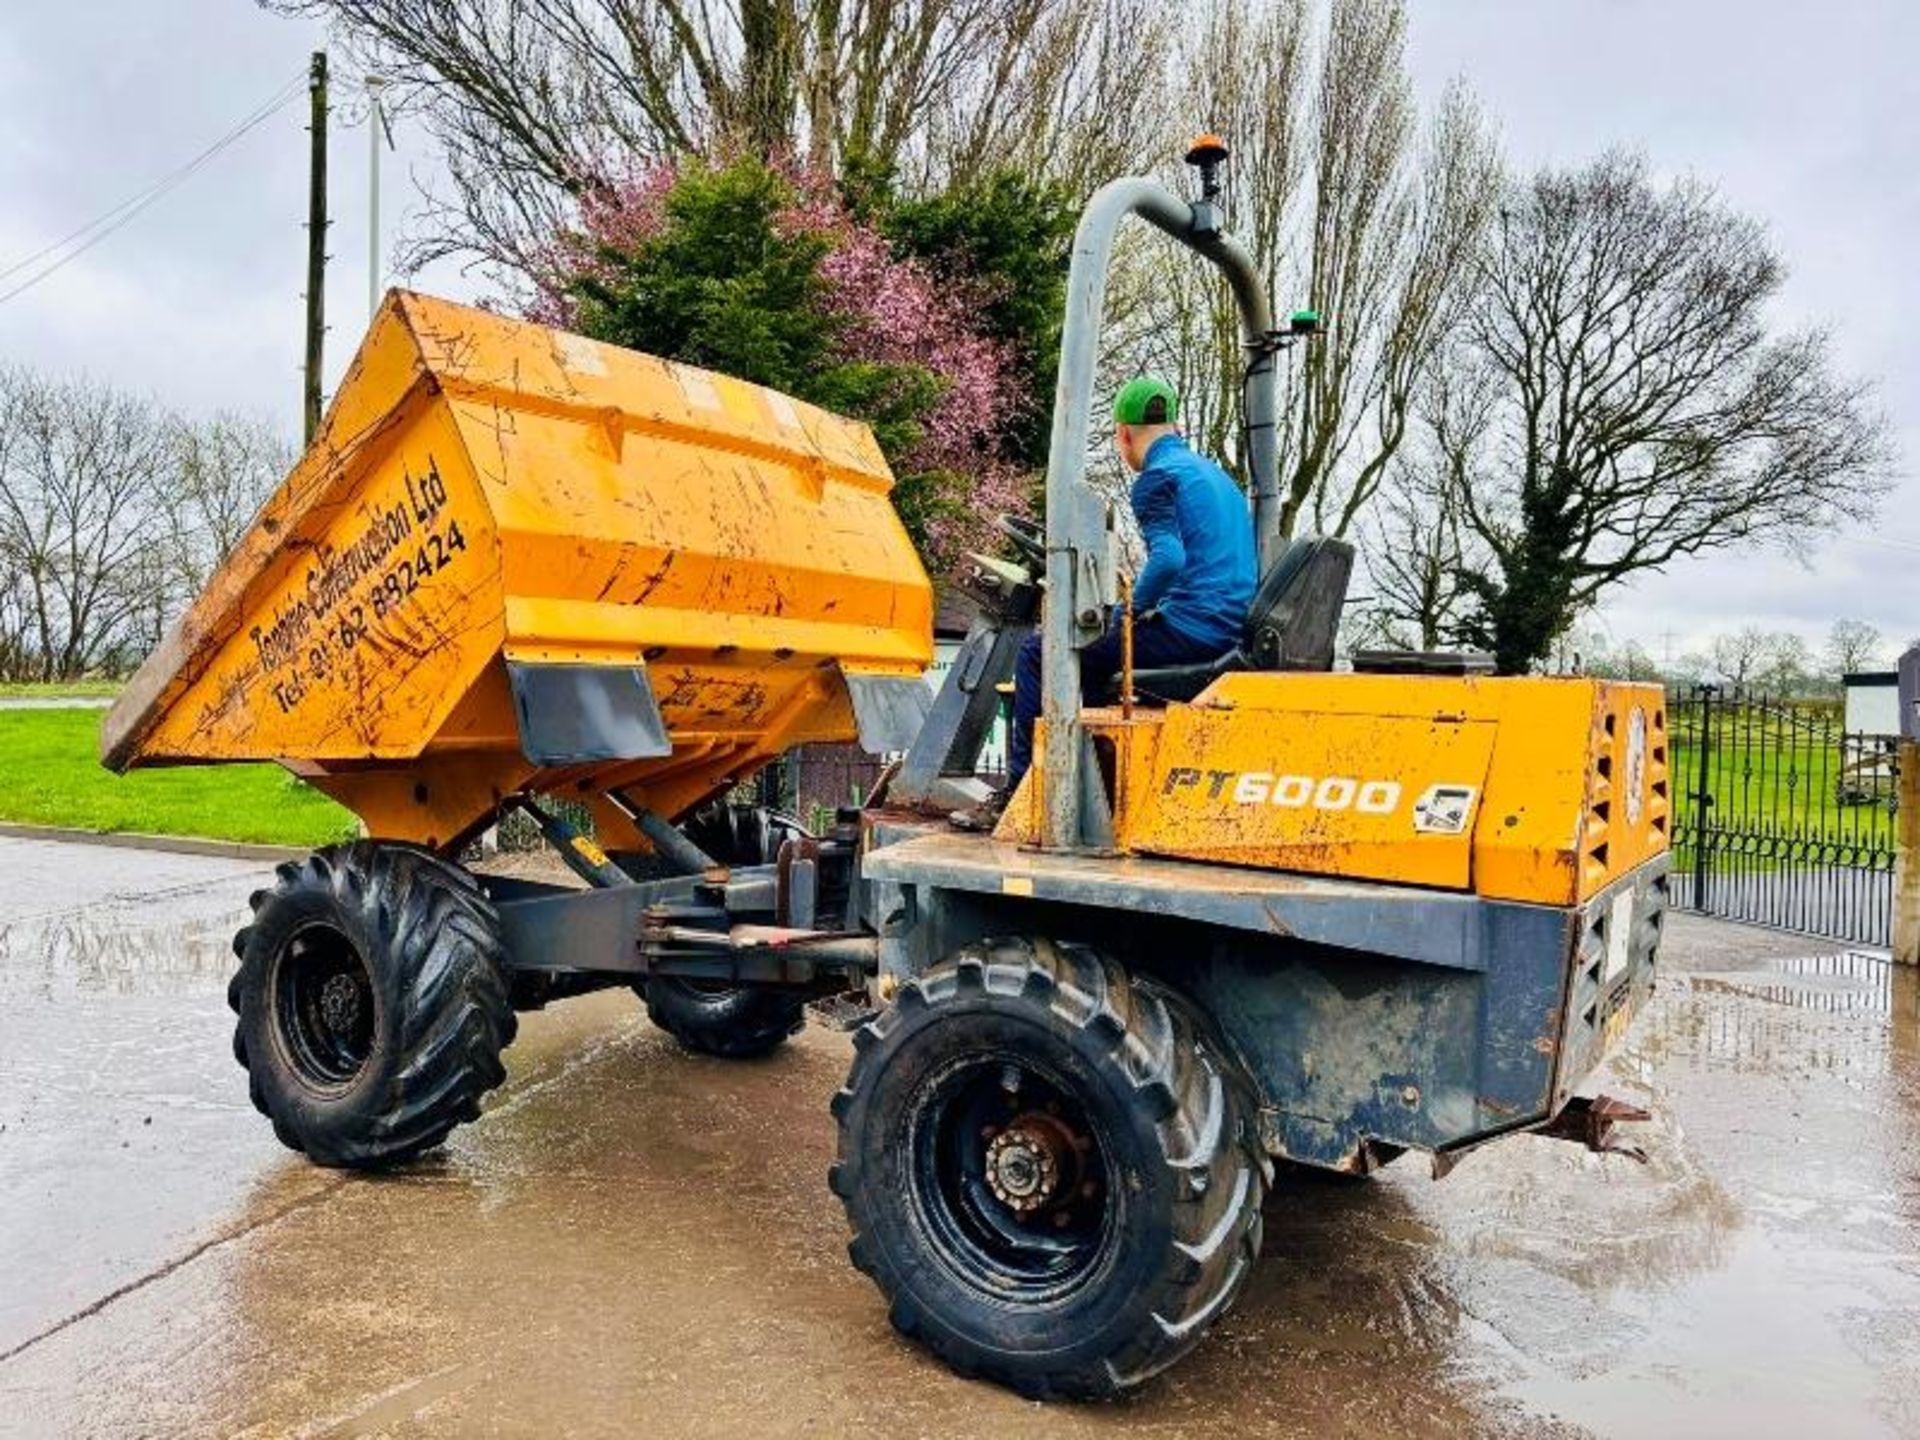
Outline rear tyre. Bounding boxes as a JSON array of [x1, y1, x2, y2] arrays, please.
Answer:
[[679, 799, 810, 868], [638, 798, 809, 1058], [228, 842, 516, 1169], [644, 980, 806, 1059], [829, 937, 1267, 1398]]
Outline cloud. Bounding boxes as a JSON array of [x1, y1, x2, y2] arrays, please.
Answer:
[[1403, 0, 1918, 649], [0, 2, 478, 427], [0, 0, 1909, 648]]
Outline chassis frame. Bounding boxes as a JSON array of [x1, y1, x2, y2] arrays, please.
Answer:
[[479, 806, 1668, 1176]]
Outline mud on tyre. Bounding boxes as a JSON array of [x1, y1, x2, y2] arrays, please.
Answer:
[[228, 842, 517, 1169], [829, 937, 1268, 1398]]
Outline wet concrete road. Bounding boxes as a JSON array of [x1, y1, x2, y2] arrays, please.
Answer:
[[2, 833, 1918, 1438]]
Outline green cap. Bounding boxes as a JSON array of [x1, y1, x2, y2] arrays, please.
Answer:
[[1113, 375, 1178, 426]]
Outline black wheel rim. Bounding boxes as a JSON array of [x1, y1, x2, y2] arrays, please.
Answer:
[[270, 922, 376, 1092], [909, 1051, 1118, 1303]]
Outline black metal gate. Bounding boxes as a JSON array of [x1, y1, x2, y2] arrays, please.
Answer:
[[1670, 685, 1899, 947]]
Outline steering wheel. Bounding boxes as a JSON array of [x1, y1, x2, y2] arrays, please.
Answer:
[[995, 514, 1045, 568]]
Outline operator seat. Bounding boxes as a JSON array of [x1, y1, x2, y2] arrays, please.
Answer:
[[1115, 535, 1355, 704]]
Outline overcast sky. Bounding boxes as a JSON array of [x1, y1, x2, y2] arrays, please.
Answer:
[[0, 1, 1913, 664]]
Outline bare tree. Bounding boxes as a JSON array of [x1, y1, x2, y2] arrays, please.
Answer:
[[1104, 0, 1498, 546], [0, 368, 290, 681], [1278, 0, 1413, 532], [1113, 0, 1309, 473], [0, 368, 172, 680], [0, 375, 31, 678], [1756, 631, 1815, 696], [919, 0, 1169, 196], [1825, 618, 1884, 678], [1448, 152, 1892, 673], [113, 412, 291, 659], [1585, 637, 1660, 682], [1709, 626, 1771, 687], [1318, 78, 1498, 534], [1354, 349, 1499, 652], [1357, 463, 1468, 649], [1702, 627, 1822, 695], [1664, 650, 1713, 689], [161, 413, 291, 596], [268, 0, 1162, 278]]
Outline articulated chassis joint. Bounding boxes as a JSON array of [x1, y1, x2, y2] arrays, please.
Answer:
[[490, 798, 877, 999]]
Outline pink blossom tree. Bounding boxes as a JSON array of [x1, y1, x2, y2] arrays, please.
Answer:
[[531, 158, 1034, 574]]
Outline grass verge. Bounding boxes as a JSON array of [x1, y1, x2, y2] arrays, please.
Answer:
[[0, 680, 123, 699], [1669, 737, 1896, 847], [0, 707, 357, 848]]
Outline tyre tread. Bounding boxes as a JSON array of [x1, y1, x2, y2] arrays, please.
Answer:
[[643, 980, 805, 1059], [832, 934, 1265, 1398], [227, 841, 515, 1169]]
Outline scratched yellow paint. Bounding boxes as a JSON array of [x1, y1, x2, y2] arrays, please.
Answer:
[[1125, 704, 1498, 889], [103, 291, 933, 847], [996, 671, 1669, 906]]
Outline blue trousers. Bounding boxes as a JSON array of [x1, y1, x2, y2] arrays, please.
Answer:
[[1007, 617, 1227, 790]]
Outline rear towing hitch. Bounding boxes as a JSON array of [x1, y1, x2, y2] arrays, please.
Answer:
[[1538, 1094, 1653, 1162]]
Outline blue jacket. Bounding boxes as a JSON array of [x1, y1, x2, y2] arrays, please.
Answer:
[[1129, 434, 1256, 651]]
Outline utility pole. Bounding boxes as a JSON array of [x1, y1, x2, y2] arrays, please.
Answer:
[[366, 73, 387, 321], [303, 51, 329, 447]]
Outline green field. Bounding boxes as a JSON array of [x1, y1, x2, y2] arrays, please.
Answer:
[[0, 706, 358, 847], [1668, 729, 1897, 854], [0, 679, 124, 698]]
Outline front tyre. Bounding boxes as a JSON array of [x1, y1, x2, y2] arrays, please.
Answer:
[[228, 842, 516, 1169], [829, 937, 1267, 1398]]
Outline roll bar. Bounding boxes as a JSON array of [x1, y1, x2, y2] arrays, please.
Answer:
[[1036, 177, 1280, 851]]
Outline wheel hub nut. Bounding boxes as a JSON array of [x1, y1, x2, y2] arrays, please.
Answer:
[[986, 1125, 1060, 1213], [320, 974, 362, 1035]]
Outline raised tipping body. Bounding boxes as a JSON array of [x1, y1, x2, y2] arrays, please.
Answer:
[[101, 291, 934, 848]]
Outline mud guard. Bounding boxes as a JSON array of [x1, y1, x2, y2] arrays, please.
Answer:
[[507, 661, 672, 765]]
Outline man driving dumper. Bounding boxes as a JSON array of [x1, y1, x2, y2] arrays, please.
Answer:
[[992, 374, 1256, 814]]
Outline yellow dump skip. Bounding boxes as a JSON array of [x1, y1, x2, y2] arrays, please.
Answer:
[[103, 291, 934, 848]]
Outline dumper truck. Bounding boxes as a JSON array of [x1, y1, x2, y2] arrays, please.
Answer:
[[102, 144, 1670, 1398]]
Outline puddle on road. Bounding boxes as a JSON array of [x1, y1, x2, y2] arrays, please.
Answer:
[[1630, 949, 1920, 1090], [7, 878, 1920, 1437], [0, 883, 252, 1001], [0, 867, 275, 1357], [1458, 947, 1920, 1438], [1693, 949, 1902, 1013]]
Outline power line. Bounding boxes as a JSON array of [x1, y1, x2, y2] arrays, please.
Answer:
[[0, 70, 308, 308], [0, 70, 306, 286]]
